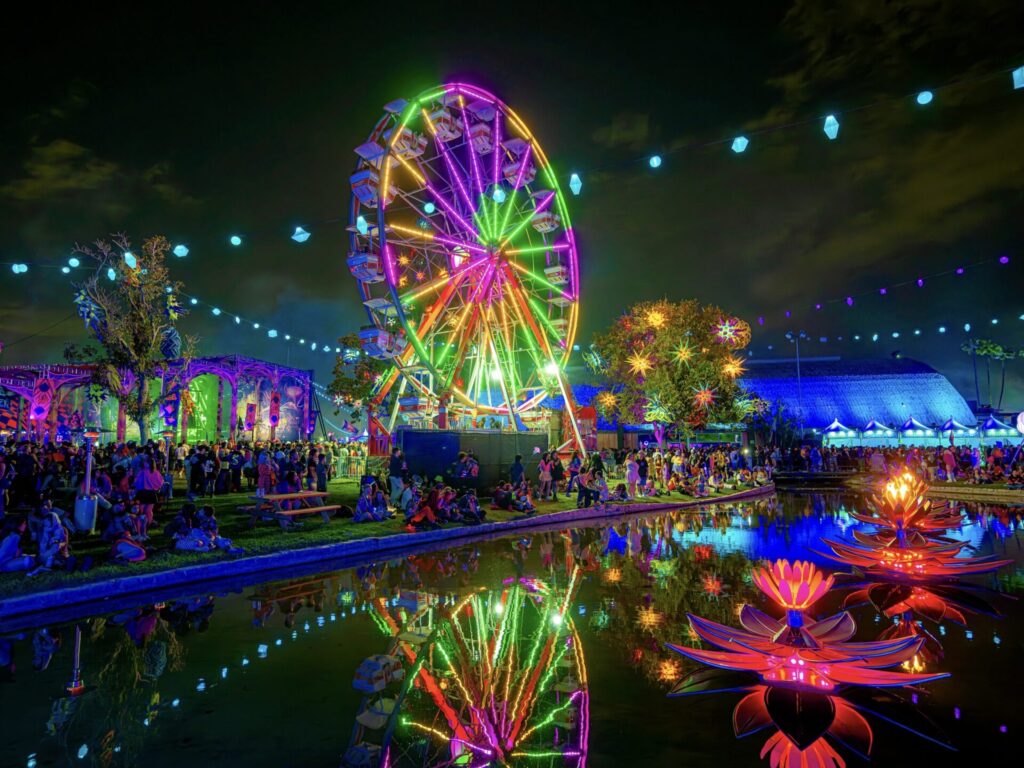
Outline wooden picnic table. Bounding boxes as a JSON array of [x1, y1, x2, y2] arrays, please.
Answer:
[[246, 490, 341, 529]]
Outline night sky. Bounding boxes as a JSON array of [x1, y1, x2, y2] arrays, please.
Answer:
[[2, 1, 1022, 410]]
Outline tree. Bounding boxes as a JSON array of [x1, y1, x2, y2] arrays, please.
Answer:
[[960, 338, 982, 406], [975, 339, 1002, 407], [328, 333, 391, 419], [72, 234, 194, 443], [994, 346, 1018, 411], [589, 300, 756, 445]]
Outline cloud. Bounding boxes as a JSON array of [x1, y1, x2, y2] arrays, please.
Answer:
[[591, 113, 650, 150], [1, 140, 120, 203]]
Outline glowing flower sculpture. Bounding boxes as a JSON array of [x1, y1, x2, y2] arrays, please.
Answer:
[[693, 386, 716, 409], [819, 473, 1012, 579], [645, 308, 667, 329], [667, 558, 950, 767], [596, 390, 618, 412], [722, 356, 745, 378], [674, 340, 693, 365], [628, 351, 653, 376], [714, 316, 751, 347]]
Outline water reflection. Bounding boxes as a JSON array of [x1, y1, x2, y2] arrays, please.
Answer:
[[666, 474, 1017, 767], [0, 488, 1020, 767], [343, 570, 587, 767]]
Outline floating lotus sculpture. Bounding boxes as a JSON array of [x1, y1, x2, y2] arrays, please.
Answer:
[[819, 473, 1012, 579], [667, 558, 950, 766], [668, 560, 946, 692]]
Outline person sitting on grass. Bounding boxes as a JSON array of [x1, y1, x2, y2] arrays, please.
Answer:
[[458, 489, 485, 523], [354, 485, 388, 523], [372, 485, 393, 519], [402, 482, 422, 522], [28, 513, 91, 576], [609, 483, 629, 502], [513, 481, 535, 514], [436, 487, 462, 523], [593, 471, 610, 504], [491, 482, 514, 511], [102, 503, 142, 543], [642, 479, 661, 497], [196, 506, 245, 554], [0, 517, 34, 573], [406, 486, 440, 531]]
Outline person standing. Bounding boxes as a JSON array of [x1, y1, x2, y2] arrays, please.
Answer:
[[389, 448, 406, 507], [550, 454, 564, 502]]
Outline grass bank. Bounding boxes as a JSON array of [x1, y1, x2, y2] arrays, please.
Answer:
[[0, 478, 761, 603]]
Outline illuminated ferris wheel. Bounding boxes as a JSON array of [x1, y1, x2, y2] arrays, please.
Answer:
[[347, 83, 581, 439]]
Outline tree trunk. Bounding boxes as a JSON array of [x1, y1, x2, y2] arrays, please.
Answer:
[[998, 358, 1007, 410], [137, 385, 149, 444], [984, 360, 991, 407], [971, 351, 980, 405]]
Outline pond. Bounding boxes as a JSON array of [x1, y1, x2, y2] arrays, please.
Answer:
[[1, 490, 1020, 768]]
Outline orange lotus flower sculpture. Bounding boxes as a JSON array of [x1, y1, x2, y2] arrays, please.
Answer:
[[753, 559, 833, 611], [850, 472, 965, 548], [819, 473, 1013, 579]]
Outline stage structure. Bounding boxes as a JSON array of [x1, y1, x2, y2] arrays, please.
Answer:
[[347, 82, 586, 454], [0, 355, 319, 444]]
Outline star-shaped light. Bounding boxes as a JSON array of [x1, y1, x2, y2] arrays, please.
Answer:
[[397, 253, 411, 266], [722, 356, 745, 378], [645, 308, 667, 329], [637, 606, 663, 631], [693, 385, 716, 409], [715, 317, 740, 343], [628, 351, 653, 376], [596, 391, 618, 411], [398, 274, 409, 288], [674, 341, 693, 365]]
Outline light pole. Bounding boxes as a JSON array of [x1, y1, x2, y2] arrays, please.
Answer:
[[785, 331, 806, 440], [73, 425, 101, 534], [161, 429, 175, 499]]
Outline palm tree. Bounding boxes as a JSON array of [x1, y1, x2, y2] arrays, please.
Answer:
[[960, 339, 982, 406], [976, 340, 1002, 407], [995, 347, 1018, 410]]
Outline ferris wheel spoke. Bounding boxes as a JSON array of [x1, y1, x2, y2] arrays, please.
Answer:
[[409, 155, 481, 241], [421, 108, 479, 233], [386, 223, 489, 256], [499, 190, 555, 250], [493, 144, 534, 244]]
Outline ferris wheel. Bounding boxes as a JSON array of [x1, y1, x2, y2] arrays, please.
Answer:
[[347, 83, 582, 443]]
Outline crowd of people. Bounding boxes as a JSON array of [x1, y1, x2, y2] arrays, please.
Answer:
[[0, 437, 366, 576], [2, 430, 1021, 579], [772, 442, 1024, 485]]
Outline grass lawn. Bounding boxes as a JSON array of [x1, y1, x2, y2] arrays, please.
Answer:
[[0, 477, 743, 601]]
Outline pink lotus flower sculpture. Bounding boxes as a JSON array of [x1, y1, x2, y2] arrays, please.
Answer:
[[667, 559, 948, 693]]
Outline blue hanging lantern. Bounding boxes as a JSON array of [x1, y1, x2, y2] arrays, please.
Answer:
[[230, 235, 242, 246], [492, 187, 506, 203], [916, 91, 933, 105], [731, 136, 749, 153], [648, 155, 662, 168], [569, 173, 582, 195], [356, 215, 369, 235], [823, 115, 840, 140], [1013, 66, 1024, 90], [173, 244, 189, 257], [123, 251, 137, 269], [68, 257, 80, 268], [107, 267, 117, 281], [291, 226, 310, 243], [423, 202, 436, 214]]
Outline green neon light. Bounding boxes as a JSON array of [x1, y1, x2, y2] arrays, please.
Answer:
[[514, 264, 570, 297], [526, 295, 563, 341]]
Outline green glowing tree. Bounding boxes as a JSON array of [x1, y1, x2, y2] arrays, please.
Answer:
[[71, 234, 195, 443], [589, 300, 755, 444], [328, 333, 390, 419]]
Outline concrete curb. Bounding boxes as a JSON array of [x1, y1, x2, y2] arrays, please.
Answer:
[[0, 485, 774, 625]]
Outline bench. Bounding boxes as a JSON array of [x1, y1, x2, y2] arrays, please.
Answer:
[[273, 505, 341, 528]]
